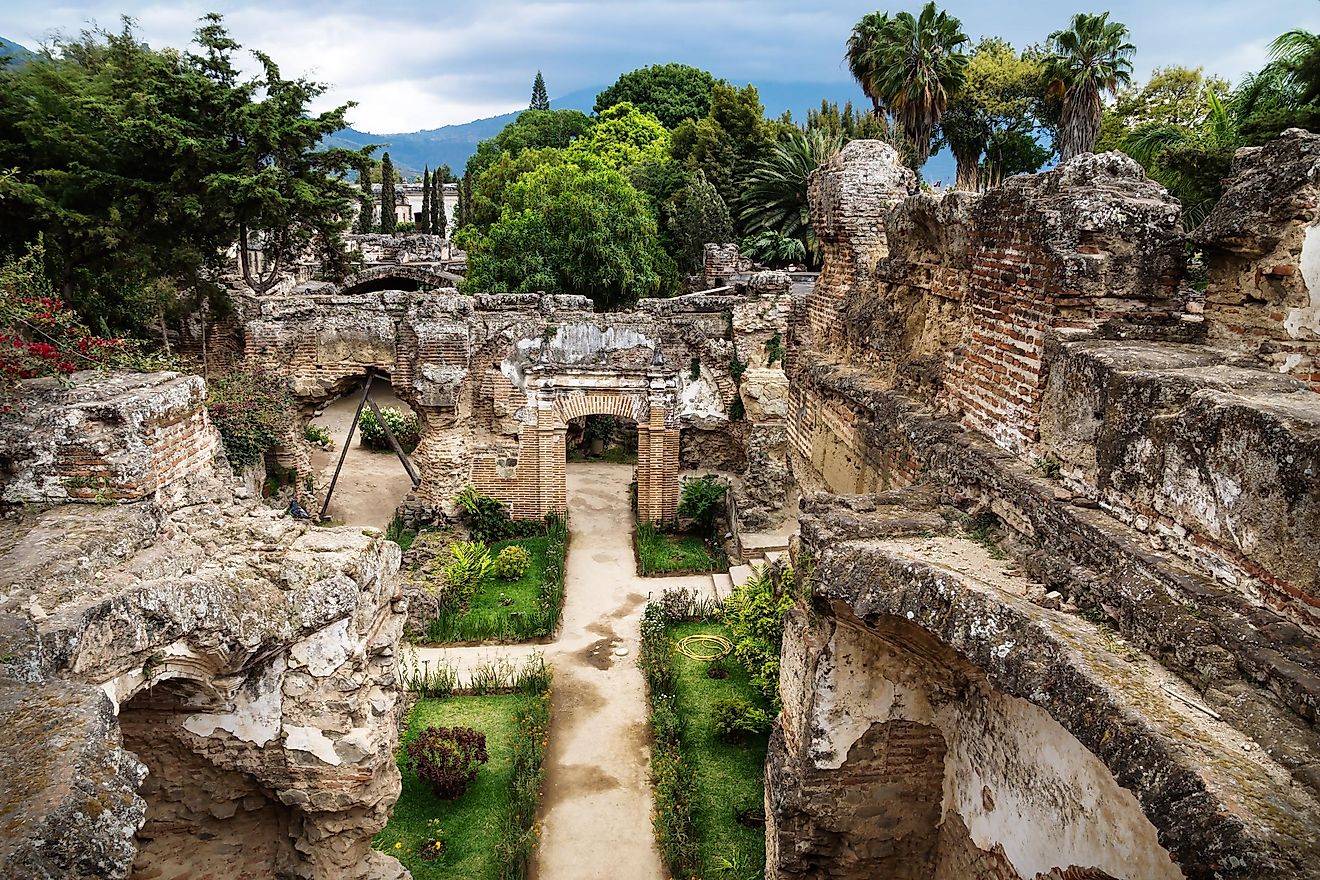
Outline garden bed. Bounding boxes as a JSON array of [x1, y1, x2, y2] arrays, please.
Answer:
[[422, 517, 567, 644], [635, 520, 726, 576], [640, 606, 771, 879], [375, 669, 550, 880]]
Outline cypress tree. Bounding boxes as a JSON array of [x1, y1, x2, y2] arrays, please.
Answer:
[[379, 152, 397, 234], [356, 161, 372, 234], [530, 71, 550, 110], [432, 172, 446, 238], [419, 167, 431, 234]]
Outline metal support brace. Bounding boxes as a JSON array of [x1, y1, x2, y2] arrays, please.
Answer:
[[317, 371, 420, 521]]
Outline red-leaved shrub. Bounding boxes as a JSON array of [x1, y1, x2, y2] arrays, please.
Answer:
[[404, 725, 489, 800]]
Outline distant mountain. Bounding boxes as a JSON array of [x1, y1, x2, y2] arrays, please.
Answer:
[[0, 36, 36, 68], [332, 79, 956, 184]]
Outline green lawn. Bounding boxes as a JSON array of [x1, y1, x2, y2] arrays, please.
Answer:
[[637, 523, 724, 575], [374, 695, 523, 880], [426, 537, 549, 643], [668, 621, 770, 878]]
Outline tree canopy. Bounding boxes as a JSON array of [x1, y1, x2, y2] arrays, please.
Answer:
[[0, 14, 367, 333], [461, 162, 676, 310], [594, 63, 717, 128]]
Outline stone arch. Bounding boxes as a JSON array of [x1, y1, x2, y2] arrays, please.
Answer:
[[338, 264, 463, 295], [470, 366, 681, 522]]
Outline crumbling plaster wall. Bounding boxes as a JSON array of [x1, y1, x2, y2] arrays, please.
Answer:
[[1195, 129, 1320, 388], [0, 372, 409, 880], [245, 283, 794, 527], [772, 137, 1320, 879]]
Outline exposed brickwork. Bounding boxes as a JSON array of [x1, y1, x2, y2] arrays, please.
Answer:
[[1, 372, 220, 505]]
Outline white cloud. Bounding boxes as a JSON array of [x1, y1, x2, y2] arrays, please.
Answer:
[[2, 0, 1316, 132]]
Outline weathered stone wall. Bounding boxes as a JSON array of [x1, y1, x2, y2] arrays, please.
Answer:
[[1195, 129, 1320, 388], [806, 145, 1187, 452], [0, 372, 219, 506], [768, 495, 1320, 879], [775, 138, 1320, 879], [0, 372, 408, 880], [245, 284, 794, 527]]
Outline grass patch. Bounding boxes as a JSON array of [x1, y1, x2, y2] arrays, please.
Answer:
[[668, 621, 769, 879], [426, 518, 567, 644], [375, 677, 550, 879], [636, 520, 724, 576]]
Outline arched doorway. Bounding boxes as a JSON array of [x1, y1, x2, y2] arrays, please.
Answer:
[[470, 364, 682, 522]]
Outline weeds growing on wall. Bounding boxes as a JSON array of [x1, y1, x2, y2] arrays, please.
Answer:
[[206, 370, 295, 468]]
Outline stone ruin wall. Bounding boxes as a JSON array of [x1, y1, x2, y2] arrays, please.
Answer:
[[0, 373, 409, 880], [242, 280, 795, 529], [770, 135, 1320, 879]]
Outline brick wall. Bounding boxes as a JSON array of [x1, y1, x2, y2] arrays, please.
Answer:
[[1, 372, 220, 504], [804, 146, 1186, 455]]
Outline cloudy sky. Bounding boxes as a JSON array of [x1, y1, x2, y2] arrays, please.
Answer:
[[1, 0, 1315, 133]]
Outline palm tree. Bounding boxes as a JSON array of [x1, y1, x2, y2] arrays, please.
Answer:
[[738, 128, 843, 265], [1122, 90, 1239, 227], [847, 12, 893, 116], [846, 3, 969, 166], [1045, 12, 1135, 161], [1268, 29, 1320, 105]]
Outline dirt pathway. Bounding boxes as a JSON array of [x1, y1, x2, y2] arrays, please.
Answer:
[[308, 377, 416, 529], [412, 463, 710, 880]]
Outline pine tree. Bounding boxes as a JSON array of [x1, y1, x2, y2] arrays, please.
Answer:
[[419, 167, 431, 234], [379, 152, 397, 234], [432, 173, 447, 238], [530, 71, 550, 110], [356, 161, 373, 234]]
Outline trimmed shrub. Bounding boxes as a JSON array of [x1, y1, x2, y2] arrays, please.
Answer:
[[494, 544, 533, 580], [678, 474, 726, 536], [404, 725, 489, 800], [359, 406, 420, 452], [710, 697, 770, 744]]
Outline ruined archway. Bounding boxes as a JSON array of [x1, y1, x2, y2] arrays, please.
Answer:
[[469, 364, 681, 522], [338, 264, 463, 296]]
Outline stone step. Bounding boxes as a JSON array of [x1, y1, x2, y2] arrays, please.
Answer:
[[764, 550, 786, 564], [729, 564, 755, 589], [740, 532, 792, 553], [711, 572, 734, 599]]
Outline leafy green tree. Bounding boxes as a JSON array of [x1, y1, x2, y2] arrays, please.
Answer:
[[939, 39, 1049, 190], [738, 128, 840, 264], [981, 128, 1052, 187], [805, 99, 888, 141], [663, 170, 733, 273], [594, 64, 716, 128], [1045, 12, 1136, 161], [462, 162, 675, 310], [568, 102, 670, 171], [0, 14, 367, 326], [671, 83, 771, 208], [466, 109, 593, 181], [419, 167, 431, 234], [378, 152, 397, 234], [845, 3, 969, 165], [530, 70, 550, 111], [1236, 29, 1320, 142]]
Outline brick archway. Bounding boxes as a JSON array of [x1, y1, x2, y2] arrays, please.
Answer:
[[471, 365, 681, 522], [338, 264, 463, 295]]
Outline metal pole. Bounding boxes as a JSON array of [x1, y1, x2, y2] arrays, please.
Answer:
[[366, 396, 421, 487], [318, 374, 374, 521]]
